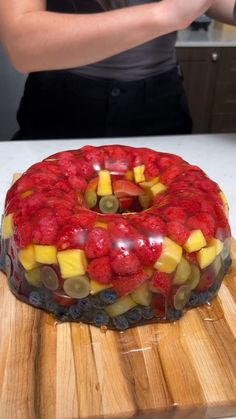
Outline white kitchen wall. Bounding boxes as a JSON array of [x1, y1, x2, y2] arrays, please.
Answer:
[[0, 44, 27, 140]]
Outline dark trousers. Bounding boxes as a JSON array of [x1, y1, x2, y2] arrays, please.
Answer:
[[14, 67, 192, 140]]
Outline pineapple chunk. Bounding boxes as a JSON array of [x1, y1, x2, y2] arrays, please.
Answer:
[[57, 249, 88, 279], [34, 245, 58, 264], [97, 170, 112, 196], [139, 176, 159, 191], [90, 280, 112, 295], [197, 246, 216, 269], [94, 221, 108, 229], [2, 213, 14, 239], [208, 238, 223, 256], [173, 257, 191, 285], [150, 182, 167, 197], [154, 237, 182, 273], [21, 190, 34, 199], [18, 244, 38, 271], [219, 191, 229, 208], [183, 230, 206, 253], [133, 165, 145, 183], [105, 295, 137, 318]]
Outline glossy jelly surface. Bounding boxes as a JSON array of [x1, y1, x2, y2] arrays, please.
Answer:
[[0, 145, 232, 330]]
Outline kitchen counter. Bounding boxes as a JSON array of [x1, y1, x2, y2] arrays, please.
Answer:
[[177, 23, 236, 47], [0, 133, 236, 237]]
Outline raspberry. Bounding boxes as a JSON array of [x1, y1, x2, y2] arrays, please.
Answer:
[[87, 256, 112, 284], [160, 164, 185, 185], [184, 251, 198, 265], [85, 227, 111, 258], [76, 158, 95, 179], [150, 271, 172, 296], [158, 154, 182, 170], [110, 248, 141, 275], [31, 208, 59, 244], [108, 220, 137, 245], [14, 220, 32, 247], [57, 224, 86, 250], [173, 199, 201, 216], [67, 176, 87, 192], [133, 234, 162, 265], [111, 270, 148, 296], [21, 192, 47, 217], [161, 206, 187, 223], [75, 211, 97, 230], [194, 178, 219, 193], [187, 212, 216, 241], [166, 221, 190, 245], [54, 180, 71, 193], [139, 214, 166, 236]]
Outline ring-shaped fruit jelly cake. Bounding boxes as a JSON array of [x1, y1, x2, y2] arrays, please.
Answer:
[[0, 145, 232, 330]]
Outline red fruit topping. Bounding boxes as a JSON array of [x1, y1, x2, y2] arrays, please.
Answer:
[[54, 180, 71, 193], [67, 175, 87, 192], [214, 202, 229, 228], [14, 220, 32, 248], [53, 291, 76, 307], [174, 199, 201, 216], [21, 192, 47, 217], [187, 212, 216, 241], [31, 208, 59, 244], [119, 196, 134, 211], [113, 180, 144, 198], [166, 221, 190, 245], [138, 214, 166, 236], [85, 227, 111, 258], [150, 271, 172, 296], [87, 256, 112, 284], [194, 178, 219, 193], [184, 251, 198, 265], [76, 158, 95, 179], [144, 160, 160, 178], [151, 293, 166, 317], [133, 234, 162, 265], [161, 206, 187, 223], [112, 270, 148, 297], [74, 211, 97, 230], [196, 269, 214, 292], [160, 164, 185, 185], [57, 225, 86, 250], [110, 248, 141, 275], [109, 220, 137, 245]]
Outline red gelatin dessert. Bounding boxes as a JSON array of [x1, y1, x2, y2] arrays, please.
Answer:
[[0, 145, 232, 330]]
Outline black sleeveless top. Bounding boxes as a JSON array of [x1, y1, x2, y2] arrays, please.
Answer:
[[47, 0, 177, 81]]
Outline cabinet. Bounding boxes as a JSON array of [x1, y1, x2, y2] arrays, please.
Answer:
[[176, 47, 236, 133]]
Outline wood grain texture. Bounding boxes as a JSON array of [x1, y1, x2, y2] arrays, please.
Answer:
[[0, 179, 236, 419]]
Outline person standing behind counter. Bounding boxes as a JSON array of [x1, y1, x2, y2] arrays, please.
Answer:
[[0, 0, 235, 140]]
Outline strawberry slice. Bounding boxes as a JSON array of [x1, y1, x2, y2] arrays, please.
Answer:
[[151, 293, 166, 317], [187, 212, 216, 241], [119, 196, 134, 210], [166, 221, 190, 245], [113, 180, 144, 198], [195, 269, 214, 292], [111, 270, 148, 297], [150, 271, 172, 296]]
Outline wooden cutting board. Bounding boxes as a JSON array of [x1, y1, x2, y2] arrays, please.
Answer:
[[0, 241, 235, 419], [0, 179, 236, 419]]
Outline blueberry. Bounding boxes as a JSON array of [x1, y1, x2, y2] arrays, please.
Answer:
[[142, 306, 155, 320], [40, 288, 52, 302], [45, 299, 60, 314], [113, 315, 129, 331], [77, 297, 92, 312], [188, 293, 200, 307], [198, 291, 212, 304], [91, 295, 106, 309], [69, 304, 83, 320], [127, 307, 142, 324], [93, 310, 109, 327], [167, 308, 182, 321], [29, 291, 43, 307], [99, 289, 118, 305]]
